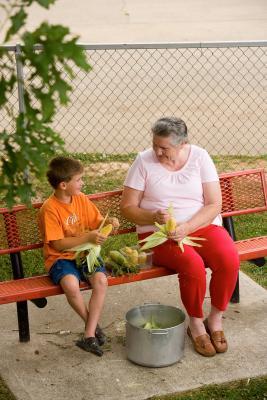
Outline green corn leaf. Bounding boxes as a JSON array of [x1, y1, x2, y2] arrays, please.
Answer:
[[139, 231, 166, 243], [154, 222, 166, 233], [87, 250, 97, 273], [179, 241, 184, 253], [68, 243, 98, 252], [140, 236, 167, 251], [182, 238, 203, 247], [186, 236, 206, 241]]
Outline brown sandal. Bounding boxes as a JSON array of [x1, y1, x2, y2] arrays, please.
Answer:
[[203, 319, 228, 353], [187, 326, 216, 357]]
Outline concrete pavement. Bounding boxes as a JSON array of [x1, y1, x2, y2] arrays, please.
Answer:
[[0, 271, 266, 400], [25, 0, 267, 43]]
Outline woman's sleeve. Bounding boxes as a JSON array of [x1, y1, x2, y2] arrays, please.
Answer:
[[200, 150, 219, 182], [124, 154, 146, 191]]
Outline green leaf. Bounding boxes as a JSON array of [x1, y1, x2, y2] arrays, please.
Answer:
[[36, 0, 56, 9], [53, 78, 72, 104], [5, 8, 27, 43], [0, 79, 8, 107], [140, 237, 167, 251]]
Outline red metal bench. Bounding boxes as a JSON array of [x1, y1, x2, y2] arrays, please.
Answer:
[[0, 168, 266, 342]]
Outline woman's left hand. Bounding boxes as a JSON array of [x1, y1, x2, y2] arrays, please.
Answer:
[[167, 222, 190, 242]]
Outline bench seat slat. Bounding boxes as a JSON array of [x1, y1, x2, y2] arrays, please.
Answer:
[[235, 236, 267, 260], [0, 236, 266, 305], [0, 266, 174, 305]]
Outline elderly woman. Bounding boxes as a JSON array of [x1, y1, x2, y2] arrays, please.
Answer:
[[120, 117, 240, 357]]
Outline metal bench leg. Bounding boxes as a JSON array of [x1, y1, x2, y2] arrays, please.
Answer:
[[249, 257, 266, 267], [17, 301, 30, 342], [10, 253, 31, 342], [223, 216, 240, 303]]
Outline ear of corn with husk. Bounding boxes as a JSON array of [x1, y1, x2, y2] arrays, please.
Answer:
[[67, 212, 113, 276], [139, 204, 206, 253], [104, 246, 149, 276], [143, 315, 162, 330], [100, 224, 113, 237]]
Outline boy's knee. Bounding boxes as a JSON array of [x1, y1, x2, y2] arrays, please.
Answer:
[[92, 273, 108, 290], [60, 274, 80, 297]]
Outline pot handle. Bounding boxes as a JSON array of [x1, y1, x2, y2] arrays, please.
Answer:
[[150, 329, 169, 335]]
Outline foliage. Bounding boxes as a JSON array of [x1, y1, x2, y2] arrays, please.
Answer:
[[149, 376, 267, 400], [0, 0, 91, 207]]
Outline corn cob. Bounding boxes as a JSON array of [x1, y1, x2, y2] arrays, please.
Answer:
[[165, 217, 177, 233], [128, 249, 139, 265], [138, 202, 207, 253], [109, 250, 127, 266], [100, 224, 113, 237], [66, 212, 113, 276]]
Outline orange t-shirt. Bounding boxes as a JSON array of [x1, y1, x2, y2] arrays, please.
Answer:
[[38, 193, 103, 271]]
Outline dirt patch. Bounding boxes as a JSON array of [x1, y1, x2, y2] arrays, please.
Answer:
[[84, 162, 130, 177]]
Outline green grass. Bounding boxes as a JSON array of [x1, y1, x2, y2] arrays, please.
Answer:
[[0, 375, 266, 400], [148, 376, 267, 400], [0, 379, 16, 400]]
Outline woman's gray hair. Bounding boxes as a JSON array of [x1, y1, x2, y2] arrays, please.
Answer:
[[151, 117, 188, 145]]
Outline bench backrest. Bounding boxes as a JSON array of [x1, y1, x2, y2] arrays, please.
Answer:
[[0, 168, 266, 255]]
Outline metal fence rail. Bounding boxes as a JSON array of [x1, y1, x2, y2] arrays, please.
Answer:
[[1, 41, 267, 157]]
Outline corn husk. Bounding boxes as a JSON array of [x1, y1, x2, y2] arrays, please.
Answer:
[[67, 211, 111, 276], [139, 204, 206, 253], [143, 316, 162, 330]]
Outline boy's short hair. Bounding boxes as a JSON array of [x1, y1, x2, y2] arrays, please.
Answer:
[[47, 156, 84, 189]]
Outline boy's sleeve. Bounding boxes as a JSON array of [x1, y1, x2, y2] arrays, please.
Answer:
[[39, 207, 64, 243]]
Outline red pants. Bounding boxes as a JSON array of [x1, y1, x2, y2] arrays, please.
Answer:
[[139, 225, 240, 318]]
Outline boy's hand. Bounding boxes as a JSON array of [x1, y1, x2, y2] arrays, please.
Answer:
[[87, 230, 107, 245]]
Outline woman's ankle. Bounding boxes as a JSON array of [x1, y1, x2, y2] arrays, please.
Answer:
[[207, 306, 224, 332], [189, 317, 206, 338]]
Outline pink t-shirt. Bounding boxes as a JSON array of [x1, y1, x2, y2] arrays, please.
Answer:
[[124, 144, 222, 233]]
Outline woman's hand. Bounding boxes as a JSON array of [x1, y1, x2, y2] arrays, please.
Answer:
[[108, 217, 120, 229], [154, 209, 169, 225], [167, 222, 190, 242]]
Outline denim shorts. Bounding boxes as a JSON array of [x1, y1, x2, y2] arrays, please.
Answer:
[[49, 258, 106, 285]]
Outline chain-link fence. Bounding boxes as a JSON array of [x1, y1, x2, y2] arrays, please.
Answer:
[[1, 41, 267, 174]]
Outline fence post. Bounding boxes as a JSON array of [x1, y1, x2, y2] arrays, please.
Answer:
[[15, 44, 26, 114], [13, 44, 32, 342]]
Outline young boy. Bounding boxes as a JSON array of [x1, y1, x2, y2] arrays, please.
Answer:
[[38, 156, 119, 357]]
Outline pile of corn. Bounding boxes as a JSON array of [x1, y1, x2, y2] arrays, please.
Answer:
[[143, 316, 162, 330], [139, 205, 206, 253], [105, 247, 147, 276]]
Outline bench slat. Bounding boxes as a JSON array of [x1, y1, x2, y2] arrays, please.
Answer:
[[235, 236, 267, 260], [0, 266, 174, 305], [0, 237, 266, 305]]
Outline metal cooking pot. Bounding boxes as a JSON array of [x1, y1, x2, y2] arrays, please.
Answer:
[[125, 303, 185, 367]]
